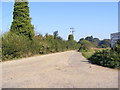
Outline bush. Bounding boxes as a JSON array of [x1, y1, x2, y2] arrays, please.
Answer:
[[2, 32, 80, 61], [88, 49, 120, 69], [113, 39, 120, 53], [78, 40, 95, 52], [2, 32, 31, 60]]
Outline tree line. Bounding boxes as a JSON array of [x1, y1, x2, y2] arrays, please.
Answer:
[[78, 36, 111, 48], [2, 31, 80, 61], [78, 36, 111, 52]]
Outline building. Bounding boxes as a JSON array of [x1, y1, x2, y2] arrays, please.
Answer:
[[111, 32, 120, 47]]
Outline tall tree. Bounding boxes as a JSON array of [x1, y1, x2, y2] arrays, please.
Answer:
[[68, 34, 74, 41], [10, 0, 34, 39], [53, 31, 58, 39]]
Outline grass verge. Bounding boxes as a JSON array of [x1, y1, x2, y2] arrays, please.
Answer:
[[81, 50, 95, 59]]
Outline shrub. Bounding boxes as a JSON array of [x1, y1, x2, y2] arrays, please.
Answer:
[[2, 32, 80, 61], [78, 40, 95, 52], [2, 32, 31, 60], [113, 39, 120, 53], [88, 49, 120, 69]]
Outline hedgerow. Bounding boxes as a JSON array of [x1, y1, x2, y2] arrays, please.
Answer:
[[2, 32, 80, 61]]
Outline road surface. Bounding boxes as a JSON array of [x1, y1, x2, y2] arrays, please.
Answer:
[[2, 51, 118, 88]]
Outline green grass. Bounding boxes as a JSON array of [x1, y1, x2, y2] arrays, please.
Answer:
[[80, 48, 109, 59], [81, 50, 95, 59]]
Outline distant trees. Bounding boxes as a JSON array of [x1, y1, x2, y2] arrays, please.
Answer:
[[78, 36, 111, 48], [10, 0, 34, 39], [85, 36, 94, 42], [98, 39, 111, 48], [92, 38, 100, 47]]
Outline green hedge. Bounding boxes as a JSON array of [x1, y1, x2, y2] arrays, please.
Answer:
[[2, 32, 80, 61], [88, 49, 120, 69]]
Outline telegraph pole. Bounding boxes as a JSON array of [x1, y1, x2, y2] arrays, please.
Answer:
[[70, 27, 75, 35]]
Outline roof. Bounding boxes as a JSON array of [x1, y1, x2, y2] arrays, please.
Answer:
[[111, 32, 120, 35]]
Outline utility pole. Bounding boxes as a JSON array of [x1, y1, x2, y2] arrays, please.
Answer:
[[70, 27, 75, 35]]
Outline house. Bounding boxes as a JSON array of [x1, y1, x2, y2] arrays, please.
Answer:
[[111, 32, 120, 47]]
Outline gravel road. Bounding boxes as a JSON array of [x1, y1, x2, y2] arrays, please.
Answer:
[[2, 51, 118, 88]]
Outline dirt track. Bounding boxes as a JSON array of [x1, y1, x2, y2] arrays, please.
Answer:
[[2, 51, 118, 88]]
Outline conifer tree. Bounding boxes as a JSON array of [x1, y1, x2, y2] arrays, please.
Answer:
[[10, 0, 34, 39]]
